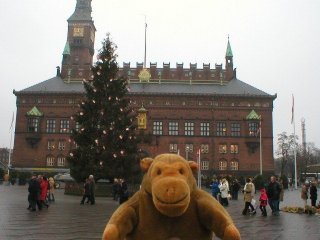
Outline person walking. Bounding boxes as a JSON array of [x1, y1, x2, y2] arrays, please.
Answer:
[[266, 176, 282, 216], [210, 179, 220, 200], [112, 178, 120, 201], [88, 175, 95, 205], [119, 178, 129, 204], [40, 176, 49, 208], [48, 177, 55, 202], [259, 188, 268, 216], [27, 174, 42, 211], [80, 178, 91, 205], [242, 178, 256, 215], [231, 179, 241, 200], [301, 183, 309, 207], [219, 178, 229, 206], [309, 181, 317, 207]]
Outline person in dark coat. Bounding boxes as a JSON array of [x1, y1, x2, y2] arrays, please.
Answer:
[[310, 181, 318, 207], [266, 176, 282, 216], [80, 178, 91, 204], [88, 175, 95, 205], [231, 180, 241, 200], [119, 178, 129, 204], [27, 174, 42, 211], [112, 178, 120, 201]]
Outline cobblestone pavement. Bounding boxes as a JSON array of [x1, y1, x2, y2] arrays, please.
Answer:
[[0, 185, 319, 240]]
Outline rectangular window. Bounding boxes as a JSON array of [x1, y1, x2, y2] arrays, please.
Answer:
[[248, 122, 259, 136], [230, 144, 239, 154], [153, 121, 163, 135], [46, 156, 54, 166], [75, 122, 80, 131], [216, 122, 226, 136], [201, 160, 209, 170], [231, 123, 240, 137], [200, 144, 209, 154], [58, 141, 65, 151], [46, 119, 56, 133], [219, 160, 227, 170], [200, 122, 210, 136], [169, 122, 179, 135], [169, 143, 178, 153], [219, 144, 227, 154], [27, 118, 39, 132], [60, 120, 70, 133], [47, 140, 55, 150], [57, 157, 65, 167], [185, 144, 193, 153], [184, 122, 194, 136]]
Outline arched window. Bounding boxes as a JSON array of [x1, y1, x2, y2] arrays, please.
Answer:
[[57, 156, 66, 167], [46, 155, 55, 166], [230, 159, 239, 171], [218, 159, 227, 171]]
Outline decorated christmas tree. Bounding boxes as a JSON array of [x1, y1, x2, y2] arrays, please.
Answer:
[[68, 35, 138, 182]]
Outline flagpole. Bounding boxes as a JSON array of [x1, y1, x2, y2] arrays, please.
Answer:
[[197, 149, 201, 189], [8, 112, 14, 176], [144, 15, 147, 68], [259, 116, 263, 175], [292, 94, 298, 190]]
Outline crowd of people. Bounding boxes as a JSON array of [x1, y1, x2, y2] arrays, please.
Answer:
[[210, 175, 299, 216], [27, 172, 318, 215], [27, 174, 55, 211]]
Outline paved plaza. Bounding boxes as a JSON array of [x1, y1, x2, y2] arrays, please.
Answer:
[[0, 184, 319, 240]]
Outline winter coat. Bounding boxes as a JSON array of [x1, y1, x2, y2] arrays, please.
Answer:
[[259, 189, 268, 206], [219, 181, 229, 198], [40, 180, 48, 201], [266, 181, 281, 201], [243, 183, 253, 202], [301, 185, 308, 200], [28, 178, 41, 199], [310, 185, 317, 201], [210, 181, 220, 195], [48, 177, 55, 194], [279, 183, 284, 201]]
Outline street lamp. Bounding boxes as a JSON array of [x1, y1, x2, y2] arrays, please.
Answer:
[[185, 145, 190, 160]]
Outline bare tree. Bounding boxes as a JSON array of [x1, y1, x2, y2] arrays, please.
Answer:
[[276, 132, 298, 177]]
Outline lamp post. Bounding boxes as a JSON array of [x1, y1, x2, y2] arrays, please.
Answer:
[[185, 145, 190, 161]]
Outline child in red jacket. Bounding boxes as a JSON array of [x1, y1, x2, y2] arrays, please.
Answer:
[[259, 188, 268, 216]]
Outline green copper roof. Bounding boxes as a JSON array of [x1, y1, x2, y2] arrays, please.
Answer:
[[27, 106, 43, 117], [226, 39, 233, 57], [63, 41, 70, 55], [68, 0, 93, 22], [246, 110, 260, 120]]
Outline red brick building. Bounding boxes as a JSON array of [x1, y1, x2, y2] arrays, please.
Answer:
[[12, 0, 276, 177]]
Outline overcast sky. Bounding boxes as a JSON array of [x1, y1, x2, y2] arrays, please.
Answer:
[[1, 0, 319, 152]]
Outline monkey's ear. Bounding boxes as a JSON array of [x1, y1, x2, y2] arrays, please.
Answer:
[[140, 158, 154, 173], [188, 161, 198, 175]]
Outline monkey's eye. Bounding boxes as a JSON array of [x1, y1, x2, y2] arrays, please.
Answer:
[[179, 168, 184, 174], [157, 169, 162, 175]]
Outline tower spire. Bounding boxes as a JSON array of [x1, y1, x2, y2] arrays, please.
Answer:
[[225, 35, 234, 81], [144, 15, 147, 68], [226, 35, 233, 57], [68, 0, 92, 21], [61, 0, 96, 81]]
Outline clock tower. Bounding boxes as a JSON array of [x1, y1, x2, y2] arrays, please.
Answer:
[[61, 0, 96, 81]]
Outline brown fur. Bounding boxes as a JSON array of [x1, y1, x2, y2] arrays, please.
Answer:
[[102, 154, 241, 240]]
